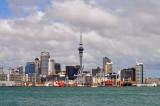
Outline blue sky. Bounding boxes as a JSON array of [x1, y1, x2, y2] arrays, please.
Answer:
[[0, 0, 51, 18], [0, 0, 12, 18]]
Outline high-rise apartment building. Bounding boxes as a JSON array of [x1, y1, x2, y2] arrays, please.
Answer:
[[136, 62, 145, 83], [35, 58, 40, 74], [40, 51, 50, 75], [48, 58, 55, 75], [103, 57, 112, 76]]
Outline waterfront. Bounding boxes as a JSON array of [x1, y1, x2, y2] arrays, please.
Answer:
[[0, 87, 160, 106]]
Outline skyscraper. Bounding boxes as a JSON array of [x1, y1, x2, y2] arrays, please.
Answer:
[[78, 32, 84, 82], [25, 62, 35, 74], [103, 57, 112, 76], [35, 58, 41, 74], [136, 62, 145, 83], [40, 51, 50, 75], [48, 58, 55, 75]]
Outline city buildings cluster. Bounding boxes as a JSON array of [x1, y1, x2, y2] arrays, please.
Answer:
[[0, 34, 159, 87], [0, 54, 159, 87]]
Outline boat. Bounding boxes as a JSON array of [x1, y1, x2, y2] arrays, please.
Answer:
[[78, 84, 85, 87], [137, 83, 157, 87], [53, 80, 64, 87], [28, 83, 34, 87], [45, 82, 53, 87], [53, 80, 60, 87], [91, 85, 98, 87]]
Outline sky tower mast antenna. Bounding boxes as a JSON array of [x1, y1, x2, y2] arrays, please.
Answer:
[[80, 32, 82, 44], [78, 32, 84, 83]]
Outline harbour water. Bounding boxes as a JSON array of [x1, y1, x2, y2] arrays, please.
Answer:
[[0, 87, 160, 106]]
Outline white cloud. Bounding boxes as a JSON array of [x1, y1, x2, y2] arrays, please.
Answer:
[[0, 0, 160, 77], [7, 0, 49, 16], [47, 0, 119, 30]]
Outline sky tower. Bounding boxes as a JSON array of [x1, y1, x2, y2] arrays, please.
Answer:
[[78, 32, 84, 82]]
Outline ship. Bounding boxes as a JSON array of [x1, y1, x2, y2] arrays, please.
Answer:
[[53, 80, 64, 87]]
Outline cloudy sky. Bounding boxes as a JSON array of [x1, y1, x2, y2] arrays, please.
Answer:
[[0, 0, 160, 78]]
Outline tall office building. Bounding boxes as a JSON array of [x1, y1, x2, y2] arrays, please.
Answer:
[[103, 57, 112, 76], [136, 62, 145, 83], [66, 66, 79, 80], [40, 51, 50, 75], [35, 58, 40, 74], [17, 66, 23, 75], [48, 58, 55, 75], [25, 62, 35, 74], [0, 67, 3, 74], [55, 63, 61, 70], [120, 68, 136, 81]]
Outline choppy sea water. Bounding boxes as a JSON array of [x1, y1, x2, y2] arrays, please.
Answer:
[[0, 87, 160, 106]]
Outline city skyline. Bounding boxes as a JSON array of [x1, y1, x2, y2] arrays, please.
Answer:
[[0, 0, 160, 78]]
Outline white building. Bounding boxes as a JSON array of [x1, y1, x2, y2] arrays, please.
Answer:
[[48, 58, 55, 75], [104, 62, 113, 76], [136, 62, 145, 83]]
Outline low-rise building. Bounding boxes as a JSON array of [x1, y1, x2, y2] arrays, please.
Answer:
[[25, 74, 41, 83], [92, 67, 101, 76], [7, 74, 23, 82], [0, 74, 7, 81], [0, 81, 21, 86], [146, 78, 160, 85], [84, 74, 92, 85]]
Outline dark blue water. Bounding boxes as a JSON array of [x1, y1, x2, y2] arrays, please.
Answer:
[[0, 87, 160, 106]]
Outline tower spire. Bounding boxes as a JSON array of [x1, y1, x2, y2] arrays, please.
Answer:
[[78, 32, 84, 84], [80, 32, 82, 44]]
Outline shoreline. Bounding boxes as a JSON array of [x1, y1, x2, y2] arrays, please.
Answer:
[[0, 86, 159, 87]]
